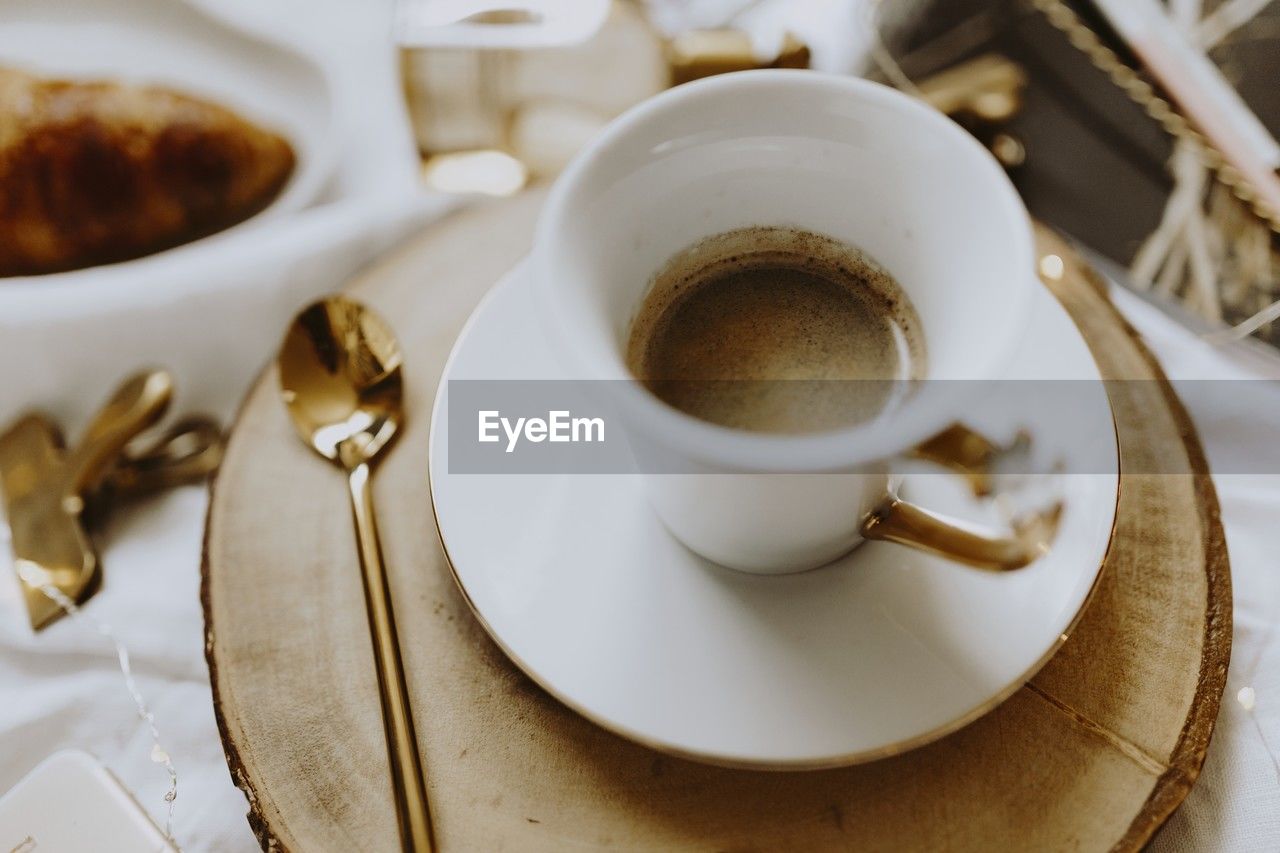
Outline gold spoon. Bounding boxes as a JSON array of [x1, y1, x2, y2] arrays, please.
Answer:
[[278, 296, 435, 852]]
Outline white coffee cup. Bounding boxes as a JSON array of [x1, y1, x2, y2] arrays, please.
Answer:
[[533, 70, 1054, 574]]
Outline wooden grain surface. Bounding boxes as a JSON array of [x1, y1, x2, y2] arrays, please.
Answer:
[[202, 190, 1230, 851]]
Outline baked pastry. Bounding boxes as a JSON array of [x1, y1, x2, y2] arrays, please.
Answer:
[[0, 67, 296, 276]]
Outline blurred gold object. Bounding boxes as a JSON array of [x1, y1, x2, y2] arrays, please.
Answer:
[[862, 496, 1062, 572], [665, 30, 810, 86], [910, 423, 1009, 497], [0, 372, 224, 629], [905, 53, 1029, 172], [915, 53, 1027, 124], [277, 297, 434, 853], [105, 415, 225, 500], [865, 424, 1061, 572]]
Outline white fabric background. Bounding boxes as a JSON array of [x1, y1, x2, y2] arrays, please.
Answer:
[[0, 1, 1277, 850]]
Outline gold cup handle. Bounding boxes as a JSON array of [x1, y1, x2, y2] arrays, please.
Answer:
[[860, 424, 1064, 572]]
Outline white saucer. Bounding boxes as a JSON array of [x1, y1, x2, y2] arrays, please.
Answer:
[[429, 263, 1119, 769]]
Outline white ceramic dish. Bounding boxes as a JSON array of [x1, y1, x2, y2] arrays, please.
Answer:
[[0, 0, 354, 422], [428, 262, 1119, 769], [0, 0, 335, 287]]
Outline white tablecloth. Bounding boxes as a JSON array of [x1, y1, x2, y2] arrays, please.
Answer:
[[1112, 290, 1280, 853], [1, 2, 1277, 850]]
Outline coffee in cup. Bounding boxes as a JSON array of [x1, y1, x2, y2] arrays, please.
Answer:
[[625, 226, 926, 434]]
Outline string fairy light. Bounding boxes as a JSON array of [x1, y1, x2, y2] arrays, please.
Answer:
[[1, 524, 179, 843]]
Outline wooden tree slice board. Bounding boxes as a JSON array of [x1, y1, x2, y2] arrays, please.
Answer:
[[202, 189, 1231, 852]]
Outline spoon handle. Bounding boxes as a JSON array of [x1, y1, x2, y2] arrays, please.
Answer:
[[347, 461, 436, 852]]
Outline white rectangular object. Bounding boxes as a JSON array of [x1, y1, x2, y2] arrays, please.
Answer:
[[0, 751, 175, 853]]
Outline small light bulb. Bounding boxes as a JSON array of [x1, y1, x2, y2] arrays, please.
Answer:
[[1039, 254, 1065, 282]]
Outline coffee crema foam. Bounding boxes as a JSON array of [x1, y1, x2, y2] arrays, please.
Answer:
[[626, 227, 926, 434]]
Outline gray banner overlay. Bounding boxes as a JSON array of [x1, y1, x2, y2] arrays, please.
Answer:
[[444, 379, 1280, 474]]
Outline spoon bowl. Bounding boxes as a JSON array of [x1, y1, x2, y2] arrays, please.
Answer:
[[279, 296, 404, 468]]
